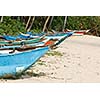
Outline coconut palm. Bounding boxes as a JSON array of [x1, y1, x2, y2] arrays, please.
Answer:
[[27, 16, 35, 32], [62, 16, 67, 31], [42, 16, 51, 32]]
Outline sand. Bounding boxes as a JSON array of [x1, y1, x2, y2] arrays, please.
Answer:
[[1, 35, 100, 83]]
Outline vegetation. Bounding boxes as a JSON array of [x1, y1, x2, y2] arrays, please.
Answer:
[[0, 16, 100, 36], [36, 60, 46, 66], [46, 51, 63, 56], [0, 16, 26, 35], [24, 71, 46, 77]]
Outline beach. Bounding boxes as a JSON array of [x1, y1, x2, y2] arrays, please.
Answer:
[[1, 35, 100, 83]]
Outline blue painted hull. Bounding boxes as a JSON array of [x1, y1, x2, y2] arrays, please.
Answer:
[[27, 31, 73, 38], [2, 32, 46, 40], [27, 31, 73, 36], [0, 46, 49, 77], [2, 32, 72, 41], [0, 32, 73, 49], [3, 34, 33, 40]]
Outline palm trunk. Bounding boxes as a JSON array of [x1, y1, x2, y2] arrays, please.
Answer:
[[62, 16, 67, 31], [42, 16, 51, 32], [0, 16, 3, 23], [27, 16, 35, 32], [25, 16, 31, 30], [48, 16, 54, 29]]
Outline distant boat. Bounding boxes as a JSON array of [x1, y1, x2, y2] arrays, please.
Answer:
[[26, 31, 73, 46], [0, 46, 49, 77], [0, 37, 44, 46], [0, 32, 73, 47], [0, 38, 58, 51], [45, 32, 73, 46], [0, 32, 46, 41], [64, 29, 90, 36]]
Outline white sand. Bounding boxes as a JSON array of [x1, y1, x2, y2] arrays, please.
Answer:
[[1, 35, 100, 83]]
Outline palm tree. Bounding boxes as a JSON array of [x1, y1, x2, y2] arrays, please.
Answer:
[[25, 16, 31, 30], [27, 16, 35, 32], [0, 16, 3, 23], [62, 16, 67, 31], [47, 16, 54, 30], [42, 16, 51, 32]]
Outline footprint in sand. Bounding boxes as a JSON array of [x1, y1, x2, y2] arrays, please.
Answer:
[[96, 72, 100, 76]]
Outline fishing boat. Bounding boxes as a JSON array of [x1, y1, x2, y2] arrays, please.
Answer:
[[0, 37, 45, 46], [0, 32, 46, 41], [0, 46, 49, 77], [0, 42, 44, 49], [0, 31, 73, 47], [64, 29, 90, 36], [26, 31, 73, 46], [0, 33, 34, 41], [0, 37, 59, 77], [0, 38, 58, 51]]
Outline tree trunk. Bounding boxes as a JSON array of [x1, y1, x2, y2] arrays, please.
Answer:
[[62, 16, 67, 31], [27, 16, 35, 32], [25, 16, 31, 30], [42, 16, 51, 32], [48, 16, 54, 29], [0, 16, 3, 23]]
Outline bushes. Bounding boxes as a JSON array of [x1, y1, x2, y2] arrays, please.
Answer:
[[0, 16, 25, 36], [66, 16, 100, 30]]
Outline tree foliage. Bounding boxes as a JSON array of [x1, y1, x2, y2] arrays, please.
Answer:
[[66, 16, 100, 30], [0, 16, 26, 35], [0, 16, 100, 36]]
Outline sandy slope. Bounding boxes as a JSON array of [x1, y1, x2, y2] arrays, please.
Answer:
[[1, 35, 100, 83]]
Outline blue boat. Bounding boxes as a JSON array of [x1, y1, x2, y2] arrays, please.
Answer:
[[1, 32, 46, 41], [0, 46, 49, 77], [18, 32, 74, 47], [0, 38, 59, 51], [1, 31, 73, 41], [26, 32, 74, 46], [0, 32, 73, 48], [0, 42, 44, 49], [2, 34, 32, 40]]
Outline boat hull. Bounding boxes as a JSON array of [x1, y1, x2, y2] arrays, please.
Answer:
[[44, 32, 73, 46], [0, 46, 49, 77], [26, 32, 73, 46], [0, 38, 42, 45], [64, 29, 90, 35]]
